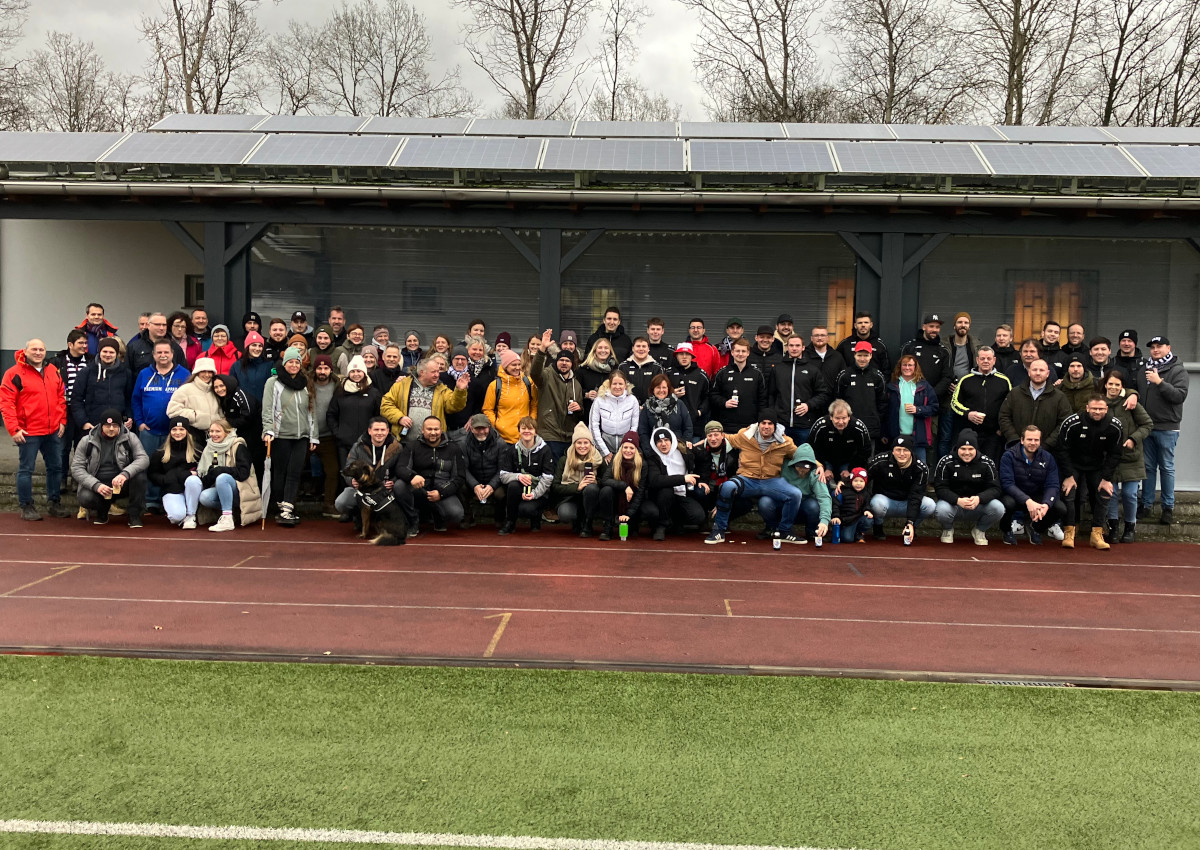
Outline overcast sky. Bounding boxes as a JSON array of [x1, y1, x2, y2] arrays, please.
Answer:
[[20, 0, 710, 119]]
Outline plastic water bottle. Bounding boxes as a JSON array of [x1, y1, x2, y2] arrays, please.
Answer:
[[772, 535, 781, 550], [814, 533, 823, 548], [832, 524, 841, 544], [619, 521, 629, 541]]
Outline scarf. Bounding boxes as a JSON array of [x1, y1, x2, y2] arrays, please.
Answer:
[[657, 446, 687, 496], [342, 376, 371, 392], [198, 431, 242, 476], [447, 364, 469, 382], [644, 395, 678, 427], [717, 335, 734, 356], [467, 358, 489, 378], [588, 357, 615, 374], [1149, 352, 1176, 370], [277, 369, 308, 391]]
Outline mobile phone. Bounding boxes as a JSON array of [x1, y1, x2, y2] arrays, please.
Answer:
[[584, 462, 594, 476]]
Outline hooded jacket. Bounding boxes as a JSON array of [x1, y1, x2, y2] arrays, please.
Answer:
[[499, 433, 555, 499], [1104, 393, 1154, 483], [589, 387, 641, 454], [1141, 355, 1189, 430], [214, 374, 263, 444], [207, 340, 242, 376], [167, 377, 223, 435], [726, 423, 796, 480], [643, 428, 697, 497], [483, 372, 538, 444], [531, 349, 584, 442], [1059, 372, 1099, 414], [618, 355, 666, 403], [692, 437, 740, 487], [0, 351, 67, 437], [70, 357, 133, 429], [584, 322, 633, 364], [932, 431, 1003, 505], [132, 362, 190, 434], [71, 421, 149, 492], [782, 443, 833, 525], [327, 379, 383, 448], [999, 443, 1060, 507], [666, 360, 710, 427], [344, 431, 407, 486]]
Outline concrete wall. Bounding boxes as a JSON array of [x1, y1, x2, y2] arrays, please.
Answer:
[[0, 220, 200, 352]]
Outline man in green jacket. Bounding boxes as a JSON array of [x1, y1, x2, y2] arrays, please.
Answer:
[[780, 442, 832, 542]]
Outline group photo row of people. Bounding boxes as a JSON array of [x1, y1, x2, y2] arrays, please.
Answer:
[[0, 299, 1187, 549]]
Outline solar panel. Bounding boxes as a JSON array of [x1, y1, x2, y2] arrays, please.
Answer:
[[392, 137, 542, 169], [832, 141, 989, 175], [149, 114, 266, 132], [246, 134, 403, 167], [1121, 145, 1200, 177], [102, 132, 264, 165], [888, 124, 1004, 141], [0, 132, 126, 163], [690, 140, 835, 173], [358, 117, 470, 135], [572, 121, 678, 138], [784, 123, 894, 140], [465, 119, 573, 137], [680, 122, 786, 139], [255, 115, 370, 133], [1102, 126, 1200, 144], [977, 143, 1144, 177], [995, 125, 1113, 143], [541, 139, 684, 171]]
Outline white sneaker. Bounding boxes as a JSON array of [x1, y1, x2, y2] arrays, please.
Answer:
[[1011, 520, 1025, 535], [940, 529, 954, 543], [182, 515, 197, 530], [209, 514, 236, 533], [972, 528, 989, 546], [1047, 523, 1065, 541]]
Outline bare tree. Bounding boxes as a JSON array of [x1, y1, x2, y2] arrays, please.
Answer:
[[140, 0, 264, 114], [0, 0, 28, 129], [17, 32, 147, 131], [1080, 0, 1176, 124], [455, 0, 597, 119], [676, 0, 837, 122], [596, 0, 645, 121], [316, 0, 476, 117], [829, 0, 978, 123], [258, 21, 325, 114], [955, 0, 1093, 125], [1118, 0, 1200, 125]]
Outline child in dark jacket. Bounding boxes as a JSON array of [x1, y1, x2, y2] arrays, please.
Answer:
[[832, 467, 873, 542]]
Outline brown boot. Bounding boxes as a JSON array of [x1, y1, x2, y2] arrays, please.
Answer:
[[1089, 527, 1110, 550], [1061, 526, 1076, 549]]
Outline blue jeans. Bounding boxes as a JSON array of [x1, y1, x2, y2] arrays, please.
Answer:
[[869, 494, 936, 525], [138, 430, 167, 507], [1141, 430, 1179, 510], [714, 476, 803, 533], [783, 426, 810, 445], [17, 432, 63, 506], [184, 473, 239, 514], [760, 491, 821, 535], [1108, 480, 1139, 523], [934, 498, 1005, 530]]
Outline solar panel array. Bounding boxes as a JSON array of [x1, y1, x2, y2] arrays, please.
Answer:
[[11, 117, 1200, 186]]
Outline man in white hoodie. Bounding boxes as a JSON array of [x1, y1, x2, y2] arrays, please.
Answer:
[[645, 427, 706, 540]]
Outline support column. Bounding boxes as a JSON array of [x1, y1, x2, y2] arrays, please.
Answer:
[[164, 221, 269, 326], [839, 231, 947, 353], [499, 227, 605, 331]]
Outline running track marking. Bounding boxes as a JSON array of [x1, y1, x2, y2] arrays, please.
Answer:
[[10, 593, 1200, 634], [2, 559, 1198, 600], [0, 820, 868, 849], [0, 531, 1193, 570]]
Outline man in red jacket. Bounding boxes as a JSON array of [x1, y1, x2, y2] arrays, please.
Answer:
[[1, 339, 70, 520]]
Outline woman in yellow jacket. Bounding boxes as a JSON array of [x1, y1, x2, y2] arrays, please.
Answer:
[[484, 349, 539, 444]]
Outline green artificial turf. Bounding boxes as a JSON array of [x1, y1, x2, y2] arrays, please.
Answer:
[[1, 655, 1198, 850]]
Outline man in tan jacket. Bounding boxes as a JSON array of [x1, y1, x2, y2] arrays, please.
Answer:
[[704, 408, 805, 545]]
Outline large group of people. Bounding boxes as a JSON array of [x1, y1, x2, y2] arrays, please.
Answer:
[[0, 302, 1188, 550]]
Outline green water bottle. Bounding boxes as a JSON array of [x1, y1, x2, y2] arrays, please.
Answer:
[[619, 521, 629, 541]]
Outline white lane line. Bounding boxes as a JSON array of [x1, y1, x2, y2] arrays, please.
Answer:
[[8, 593, 1200, 635], [0, 531, 1192, 570], [0, 820, 863, 849], [2, 559, 1197, 600]]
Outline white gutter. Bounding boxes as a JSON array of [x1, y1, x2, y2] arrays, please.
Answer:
[[3, 180, 1200, 211]]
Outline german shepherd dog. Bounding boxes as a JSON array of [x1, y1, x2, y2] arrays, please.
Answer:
[[342, 460, 406, 545]]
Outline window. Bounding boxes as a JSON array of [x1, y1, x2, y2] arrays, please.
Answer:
[[823, 270, 855, 343], [184, 274, 204, 308], [1005, 270, 1096, 341]]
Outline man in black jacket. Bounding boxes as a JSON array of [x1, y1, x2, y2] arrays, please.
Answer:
[[804, 325, 845, 390], [126, 312, 185, 376], [949, 346, 1012, 462], [770, 335, 830, 443], [497, 416, 555, 534], [460, 413, 506, 528], [667, 343, 710, 429], [932, 429, 1004, 546], [710, 338, 768, 433], [866, 435, 935, 542], [400, 416, 467, 532], [835, 341, 887, 444], [835, 312, 891, 377], [1052, 395, 1122, 550], [748, 325, 783, 373], [584, 307, 633, 362], [809, 401, 872, 487], [70, 338, 133, 435], [645, 318, 674, 368]]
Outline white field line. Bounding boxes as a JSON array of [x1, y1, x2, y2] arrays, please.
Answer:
[[0, 531, 1192, 570], [8, 593, 1200, 635], [0, 820, 865, 850], [2, 560, 1199, 601]]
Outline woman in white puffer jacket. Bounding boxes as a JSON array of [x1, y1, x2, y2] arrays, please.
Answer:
[[589, 371, 640, 463]]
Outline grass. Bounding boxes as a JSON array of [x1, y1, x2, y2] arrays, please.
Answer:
[[1, 655, 1199, 850]]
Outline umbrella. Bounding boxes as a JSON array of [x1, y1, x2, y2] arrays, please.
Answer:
[[260, 440, 272, 529]]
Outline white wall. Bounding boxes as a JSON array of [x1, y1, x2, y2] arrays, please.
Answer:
[[0, 220, 201, 352]]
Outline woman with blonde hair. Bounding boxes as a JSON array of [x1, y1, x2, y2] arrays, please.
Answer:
[[182, 418, 262, 532], [149, 415, 198, 527], [577, 337, 617, 416], [550, 421, 614, 537], [601, 431, 650, 540], [588, 369, 640, 462]]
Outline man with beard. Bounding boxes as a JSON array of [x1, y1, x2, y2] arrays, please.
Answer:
[[584, 306, 633, 362], [836, 311, 891, 377], [533, 329, 585, 463]]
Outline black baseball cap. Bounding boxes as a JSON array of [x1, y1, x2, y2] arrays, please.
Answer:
[[1148, 335, 1170, 346]]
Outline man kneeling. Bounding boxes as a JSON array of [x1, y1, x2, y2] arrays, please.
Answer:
[[72, 408, 150, 528]]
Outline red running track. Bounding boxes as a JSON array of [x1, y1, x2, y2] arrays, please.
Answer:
[[1, 514, 1198, 686]]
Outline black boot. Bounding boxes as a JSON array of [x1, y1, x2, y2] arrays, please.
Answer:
[[1107, 518, 1121, 544], [1121, 522, 1136, 544], [598, 523, 613, 541], [1103, 519, 1115, 544]]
